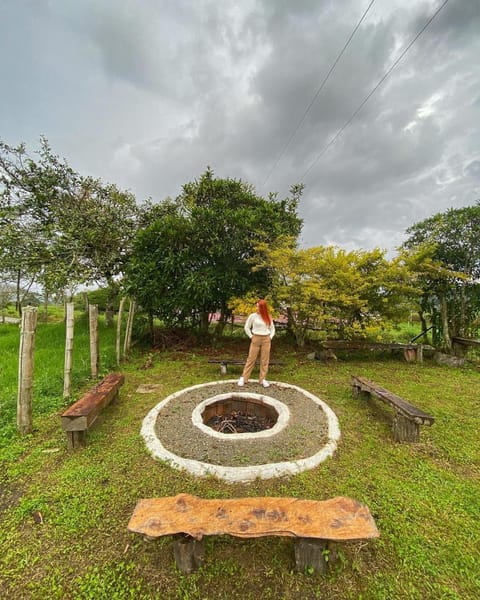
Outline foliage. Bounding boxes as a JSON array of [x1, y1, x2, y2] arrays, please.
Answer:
[[402, 204, 480, 349], [0, 138, 140, 311], [125, 168, 303, 333], [252, 237, 420, 346]]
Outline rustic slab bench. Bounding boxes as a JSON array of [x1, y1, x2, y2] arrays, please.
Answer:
[[208, 358, 285, 374], [451, 336, 480, 356], [321, 340, 429, 362], [351, 375, 434, 442], [127, 493, 379, 575], [61, 373, 125, 449]]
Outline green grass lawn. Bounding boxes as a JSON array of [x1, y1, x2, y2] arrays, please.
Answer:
[[0, 319, 479, 599]]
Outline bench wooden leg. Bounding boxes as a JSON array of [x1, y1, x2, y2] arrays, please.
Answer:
[[173, 534, 205, 574], [66, 430, 86, 450], [294, 538, 329, 574], [352, 385, 369, 399], [393, 414, 419, 442], [403, 348, 417, 362]]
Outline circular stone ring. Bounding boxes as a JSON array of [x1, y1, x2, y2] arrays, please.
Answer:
[[141, 380, 341, 483]]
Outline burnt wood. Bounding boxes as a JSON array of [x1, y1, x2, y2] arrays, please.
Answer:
[[127, 493, 379, 575], [352, 375, 434, 442], [61, 373, 125, 448]]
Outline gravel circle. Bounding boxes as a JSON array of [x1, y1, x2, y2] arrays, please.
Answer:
[[144, 380, 338, 469]]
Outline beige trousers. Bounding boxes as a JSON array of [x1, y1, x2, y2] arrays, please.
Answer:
[[242, 334, 271, 383]]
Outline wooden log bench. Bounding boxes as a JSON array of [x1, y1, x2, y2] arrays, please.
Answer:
[[451, 336, 480, 357], [127, 493, 379, 575], [61, 373, 125, 449], [208, 358, 285, 374], [321, 340, 430, 362], [351, 375, 434, 442]]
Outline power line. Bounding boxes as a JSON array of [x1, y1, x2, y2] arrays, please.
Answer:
[[300, 0, 451, 182], [261, 0, 376, 189]]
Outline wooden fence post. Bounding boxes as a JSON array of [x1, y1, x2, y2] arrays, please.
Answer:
[[89, 304, 99, 378], [123, 299, 136, 359], [63, 302, 75, 398], [116, 297, 126, 365], [17, 306, 37, 434]]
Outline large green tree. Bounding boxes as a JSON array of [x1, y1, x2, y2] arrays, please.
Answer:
[[125, 168, 303, 333], [0, 138, 139, 313], [402, 204, 480, 349], [252, 237, 420, 346]]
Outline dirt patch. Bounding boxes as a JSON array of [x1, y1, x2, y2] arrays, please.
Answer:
[[0, 480, 23, 516]]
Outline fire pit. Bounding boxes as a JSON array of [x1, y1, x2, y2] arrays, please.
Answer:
[[141, 380, 340, 483], [191, 392, 289, 439]]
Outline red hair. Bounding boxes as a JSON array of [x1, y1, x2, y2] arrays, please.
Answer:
[[257, 299, 272, 326]]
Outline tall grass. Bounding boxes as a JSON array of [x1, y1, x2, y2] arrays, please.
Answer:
[[0, 312, 117, 448]]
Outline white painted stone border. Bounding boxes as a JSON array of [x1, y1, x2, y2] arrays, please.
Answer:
[[191, 392, 290, 440], [141, 380, 341, 484]]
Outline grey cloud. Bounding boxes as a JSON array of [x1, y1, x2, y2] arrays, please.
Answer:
[[0, 0, 478, 255]]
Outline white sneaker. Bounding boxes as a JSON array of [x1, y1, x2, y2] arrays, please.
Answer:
[[237, 377, 245, 387], [262, 380, 270, 388]]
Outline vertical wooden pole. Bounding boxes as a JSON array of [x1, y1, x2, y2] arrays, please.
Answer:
[[63, 302, 75, 398], [89, 304, 99, 379], [116, 296, 126, 365], [123, 299, 136, 359], [17, 306, 37, 434]]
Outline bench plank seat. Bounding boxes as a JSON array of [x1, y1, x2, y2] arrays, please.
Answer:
[[352, 375, 434, 442], [208, 359, 284, 374], [321, 341, 430, 362], [128, 493, 379, 574], [61, 373, 125, 448]]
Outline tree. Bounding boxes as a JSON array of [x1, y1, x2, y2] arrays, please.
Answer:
[[0, 138, 140, 315], [252, 237, 421, 346], [125, 168, 303, 333], [402, 204, 480, 350]]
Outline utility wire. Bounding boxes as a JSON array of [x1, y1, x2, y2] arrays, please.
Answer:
[[300, 0, 450, 182], [261, 0, 376, 189]]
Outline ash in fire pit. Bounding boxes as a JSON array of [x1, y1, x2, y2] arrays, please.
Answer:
[[206, 410, 275, 433], [200, 393, 279, 436]]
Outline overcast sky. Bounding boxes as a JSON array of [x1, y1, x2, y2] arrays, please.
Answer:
[[1, 0, 479, 254]]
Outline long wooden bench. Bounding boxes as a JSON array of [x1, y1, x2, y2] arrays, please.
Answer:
[[208, 358, 285, 374], [61, 373, 125, 449], [127, 493, 379, 575], [451, 336, 480, 356], [321, 340, 430, 362], [352, 375, 434, 442]]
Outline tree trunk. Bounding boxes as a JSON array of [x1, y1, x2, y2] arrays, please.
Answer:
[[116, 297, 126, 366], [123, 299, 136, 359], [148, 311, 154, 343], [16, 270, 22, 316], [418, 311, 428, 343], [214, 308, 230, 336], [199, 311, 210, 334], [440, 294, 452, 352], [105, 302, 115, 327], [17, 306, 37, 434], [43, 289, 49, 322]]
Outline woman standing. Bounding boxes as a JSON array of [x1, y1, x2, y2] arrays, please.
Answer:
[[238, 299, 275, 388]]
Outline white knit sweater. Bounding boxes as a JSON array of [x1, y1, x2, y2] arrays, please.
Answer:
[[244, 313, 276, 339]]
